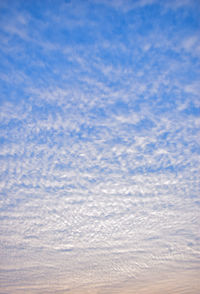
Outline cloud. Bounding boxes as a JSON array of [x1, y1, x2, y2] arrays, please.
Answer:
[[0, 0, 200, 293]]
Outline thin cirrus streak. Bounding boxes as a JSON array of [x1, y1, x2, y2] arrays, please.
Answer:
[[0, 0, 200, 293]]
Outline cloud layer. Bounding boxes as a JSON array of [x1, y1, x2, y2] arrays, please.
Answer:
[[0, 0, 200, 293]]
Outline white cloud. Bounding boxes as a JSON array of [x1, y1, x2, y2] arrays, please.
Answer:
[[0, 0, 200, 293]]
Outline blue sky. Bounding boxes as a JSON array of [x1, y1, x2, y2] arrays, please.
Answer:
[[0, 0, 200, 293]]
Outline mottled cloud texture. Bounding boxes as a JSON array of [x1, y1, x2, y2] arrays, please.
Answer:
[[0, 0, 200, 293]]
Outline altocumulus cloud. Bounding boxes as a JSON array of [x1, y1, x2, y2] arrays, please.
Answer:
[[0, 0, 200, 293]]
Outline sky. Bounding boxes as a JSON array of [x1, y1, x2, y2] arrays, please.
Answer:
[[0, 0, 200, 293]]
